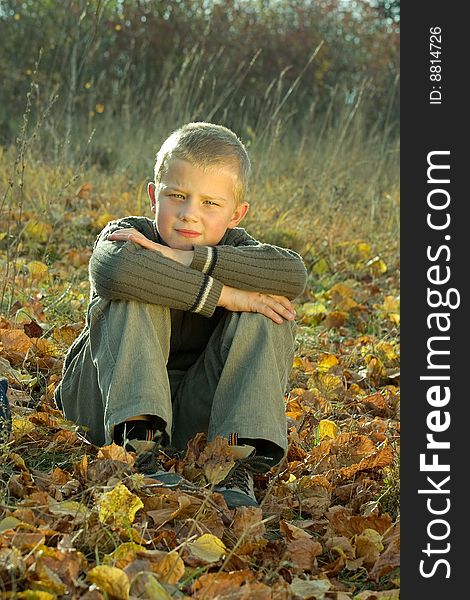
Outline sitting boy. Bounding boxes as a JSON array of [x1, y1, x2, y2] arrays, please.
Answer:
[[54, 122, 307, 507]]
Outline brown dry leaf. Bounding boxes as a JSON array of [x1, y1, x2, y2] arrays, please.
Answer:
[[337, 446, 394, 480], [87, 565, 130, 600], [325, 507, 393, 537], [360, 393, 389, 417], [353, 591, 400, 600], [284, 537, 323, 571], [23, 320, 44, 338], [97, 443, 135, 466], [325, 310, 348, 328], [52, 323, 83, 346], [146, 550, 185, 584], [0, 328, 34, 362], [33, 337, 61, 358], [296, 476, 332, 518], [191, 570, 269, 599], [77, 181, 93, 198], [11, 531, 46, 549], [30, 556, 69, 596], [309, 433, 377, 475], [354, 528, 384, 567], [369, 524, 400, 581], [232, 506, 266, 541], [324, 535, 356, 559], [280, 520, 312, 541], [197, 436, 236, 484], [289, 576, 331, 599], [146, 492, 203, 527], [330, 282, 356, 299], [34, 546, 88, 588]]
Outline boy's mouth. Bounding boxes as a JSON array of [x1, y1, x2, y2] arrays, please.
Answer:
[[175, 229, 202, 238]]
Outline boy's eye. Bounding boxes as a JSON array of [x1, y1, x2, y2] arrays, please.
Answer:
[[170, 193, 185, 199], [204, 200, 220, 206]]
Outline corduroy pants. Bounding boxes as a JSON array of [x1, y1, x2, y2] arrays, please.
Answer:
[[55, 299, 295, 464]]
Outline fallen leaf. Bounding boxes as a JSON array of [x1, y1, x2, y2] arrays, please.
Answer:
[[87, 565, 130, 600], [187, 533, 227, 563], [290, 576, 331, 599], [317, 419, 339, 441], [284, 537, 323, 571], [97, 482, 143, 526], [232, 506, 266, 541], [354, 528, 384, 567]]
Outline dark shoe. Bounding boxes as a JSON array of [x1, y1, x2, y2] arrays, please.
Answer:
[[215, 446, 274, 508], [133, 441, 198, 490], [0, 378, 12, 444]]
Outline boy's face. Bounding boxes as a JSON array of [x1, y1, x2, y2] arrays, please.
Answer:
[[148, 158, 249, 250]]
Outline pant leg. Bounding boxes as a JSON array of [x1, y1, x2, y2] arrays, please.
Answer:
[[58, 299, 173, 446], [171, 311, 295, 464]]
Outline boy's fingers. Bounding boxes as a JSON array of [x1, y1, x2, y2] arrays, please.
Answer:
[[267, 297, 295, 320], [255, 296, 294, 323]]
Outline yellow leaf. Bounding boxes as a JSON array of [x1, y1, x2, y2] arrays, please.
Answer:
[[313, 258, 329, 275], [95, 103, 105, 114], [12, 416, 35, 436], [301, 302, 327, 324], [49, 500, 90, 521], [366, 256, 388, 276], [53, 324, 82, 347], [16, 592, 56, 600], [303, 302, 327, 316], [27, 260, 49, 281], [104, 541, 147, 567], [329, 282, 356, 298], [150, 551, 185, 584], [317, 353, 339, 373], [356, 242, 372, 259], [355, 528, 384, 566], [96, 212, 116, 230], [382, 295, 400, 312], [317, 419, 339, 441], [24, 220, 52, 243], [130, 573, 173, 599], [97, 482, 143, 526], [87, 565, 130, 600], [188, 533, 227, 563]]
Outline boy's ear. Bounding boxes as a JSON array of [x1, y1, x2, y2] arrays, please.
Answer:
[[228, 201, 250, 228], [148, 182, 157, 212]]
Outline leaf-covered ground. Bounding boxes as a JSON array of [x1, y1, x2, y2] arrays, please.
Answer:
[[0, 178, 400, 599]]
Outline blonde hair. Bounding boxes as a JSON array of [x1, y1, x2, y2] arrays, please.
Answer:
[[154, 122, 251, 205]]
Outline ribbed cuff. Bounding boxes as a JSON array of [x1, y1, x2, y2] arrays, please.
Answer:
[[193, 277, 223, 318], [191, 245, 216, 275]]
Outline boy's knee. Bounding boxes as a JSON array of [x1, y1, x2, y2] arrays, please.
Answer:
[[235, 312, 295, 347]]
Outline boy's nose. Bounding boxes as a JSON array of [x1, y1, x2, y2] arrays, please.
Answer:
[[178, 201, 199, 222]]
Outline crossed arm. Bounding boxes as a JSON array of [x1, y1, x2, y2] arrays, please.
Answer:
[[107, 227, 298, 324]]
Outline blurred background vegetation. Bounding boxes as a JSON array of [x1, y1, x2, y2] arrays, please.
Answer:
[[0, 0, 399, 315], [0, 0, 398, 167]]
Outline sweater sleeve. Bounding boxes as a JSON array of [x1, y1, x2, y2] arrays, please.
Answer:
[[88, 217, 223, 318], [190, 227, 308, 300]]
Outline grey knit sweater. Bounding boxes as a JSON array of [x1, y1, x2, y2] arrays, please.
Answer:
[[89, 216, 308, 318]]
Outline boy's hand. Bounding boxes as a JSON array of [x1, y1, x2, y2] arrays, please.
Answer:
[[218, 285, 296, 324], [106, 228, 194, 266]]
